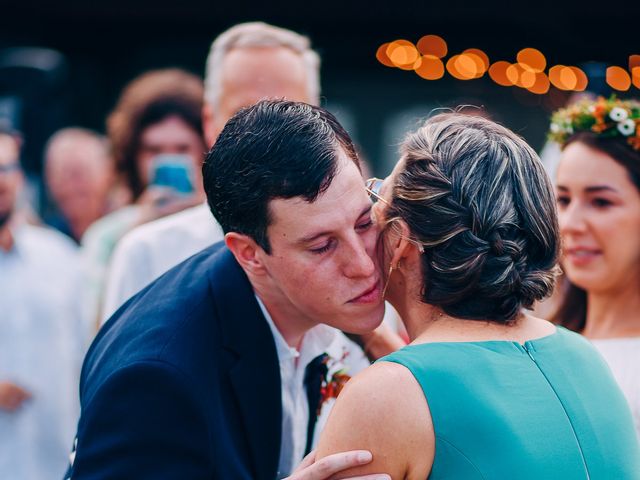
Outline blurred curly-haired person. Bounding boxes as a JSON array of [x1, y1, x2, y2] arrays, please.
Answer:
[[81, 68, 206, 325]]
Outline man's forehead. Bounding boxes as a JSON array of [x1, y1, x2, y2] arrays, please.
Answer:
[[267, 158, 369, 239]]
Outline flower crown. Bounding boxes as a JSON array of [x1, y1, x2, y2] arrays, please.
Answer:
[[548, 96, 640, 151]]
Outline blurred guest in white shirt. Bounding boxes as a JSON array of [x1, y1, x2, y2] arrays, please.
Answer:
[[0, 129, 85, 479]]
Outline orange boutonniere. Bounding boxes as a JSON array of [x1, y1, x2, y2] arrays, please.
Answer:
[[319, 371, 350, 410], [316, 351, 352, 415]]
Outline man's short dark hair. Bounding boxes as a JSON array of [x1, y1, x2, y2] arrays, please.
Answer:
[[203, 100, 359, 253]]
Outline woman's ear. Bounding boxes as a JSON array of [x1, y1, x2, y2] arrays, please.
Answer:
[[389, 220, 413, 270], [225, 232, 267, 276]]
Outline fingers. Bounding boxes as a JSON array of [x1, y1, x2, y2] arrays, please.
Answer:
[[294, 450, 317, 472], [344, 475, 392, 480], [0, 383, 32, 411], [288, 450, 390, 480]]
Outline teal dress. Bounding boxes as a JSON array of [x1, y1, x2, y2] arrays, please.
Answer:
[[381, 327, 640, 479]]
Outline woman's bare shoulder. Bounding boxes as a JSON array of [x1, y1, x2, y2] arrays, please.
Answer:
[[315, 361, 434, 480]]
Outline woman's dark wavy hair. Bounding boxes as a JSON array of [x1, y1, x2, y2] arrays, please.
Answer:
[[386, 113, 560, 323], [551, 132, 640, 332], [107, 69, 204, 200]]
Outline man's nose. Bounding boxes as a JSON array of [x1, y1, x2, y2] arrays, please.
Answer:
[[342, 236, 376, 278]]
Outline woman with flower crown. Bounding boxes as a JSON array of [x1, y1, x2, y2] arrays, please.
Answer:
[[549, 96, 640, 439], [314, 112, 639, 479]]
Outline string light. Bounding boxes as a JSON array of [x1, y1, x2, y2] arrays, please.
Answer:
[[517, 48, 546, 73], [488, 61, 514, 86], [606, 66, 631, 91], [376, 37, 638, 94], [414, 55, 445, 80], [416, 35, 448, 58]]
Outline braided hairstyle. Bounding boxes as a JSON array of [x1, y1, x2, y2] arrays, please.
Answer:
[[387, 113, 560, 323]]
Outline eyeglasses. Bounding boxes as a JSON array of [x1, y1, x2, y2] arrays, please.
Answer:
[[366, 177, 425, 254], [365, 177, 389, 205]]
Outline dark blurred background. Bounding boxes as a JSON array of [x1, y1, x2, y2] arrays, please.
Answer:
[[1, 0, 639, 176]]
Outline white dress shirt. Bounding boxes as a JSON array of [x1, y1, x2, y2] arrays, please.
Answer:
[[0, 224, 85, 479], [101, 203, 223, 322], [591, 337, 640, 440], [255, 297, 369, 478]]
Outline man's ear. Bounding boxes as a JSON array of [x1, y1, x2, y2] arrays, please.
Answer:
[[225, 232, 267, 276], [202, 103, 219, 149]]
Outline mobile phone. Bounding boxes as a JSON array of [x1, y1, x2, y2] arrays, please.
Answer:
[[149, 154, 195, 195]]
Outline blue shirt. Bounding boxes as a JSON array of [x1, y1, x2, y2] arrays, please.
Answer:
[[0, 224, 85, 479]]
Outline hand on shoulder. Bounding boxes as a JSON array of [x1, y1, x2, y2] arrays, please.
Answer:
[[286, 450, 390, 480]]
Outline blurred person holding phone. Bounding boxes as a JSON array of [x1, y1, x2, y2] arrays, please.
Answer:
[[80, 68, 206, 326]]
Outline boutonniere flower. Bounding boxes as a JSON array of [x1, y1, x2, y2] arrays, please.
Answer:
[[316, 348, 352, 415]]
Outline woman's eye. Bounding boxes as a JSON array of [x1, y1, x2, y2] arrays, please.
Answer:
[[356, 219, 374, 231], [592, 198, 613, 208], [556, 196, 570, 207]]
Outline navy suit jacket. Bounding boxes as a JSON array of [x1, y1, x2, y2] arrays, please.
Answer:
[[68, 243, 282, 479]]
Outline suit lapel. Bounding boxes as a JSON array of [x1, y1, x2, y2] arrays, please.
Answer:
[[209, 248, 281, 480]]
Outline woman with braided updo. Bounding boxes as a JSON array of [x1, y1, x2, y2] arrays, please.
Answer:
[[316, 113, 639, 479]]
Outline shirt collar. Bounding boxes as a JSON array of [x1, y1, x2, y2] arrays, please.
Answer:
[[254, 294, 338, 365]]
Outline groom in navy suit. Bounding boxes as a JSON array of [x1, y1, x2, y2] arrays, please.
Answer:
[[67, 101, 391, 480]]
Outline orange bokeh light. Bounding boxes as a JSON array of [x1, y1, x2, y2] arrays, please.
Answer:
[[417, 35, 448, 58], [506, 63, 526, 87], [632, 66, 640, 89], [517, 48, 546, 73], [520, 70, 536, 88], [629, 55, 640, 71], [447, 55, 476, 80], [387, 40, 420, 70], [549, 65, 579, 90], [559, 68, 578, 90], [415, 55, 445, 80], [548, 65, 563, 89], [527, 72, 550, 94], [488, 61, 514, 86], [568, 67, 588, 91], [376, 43, 395, 67], [462, 52, 487, 78], [464, 49, 490, 71], [606, 66, 631, 91]]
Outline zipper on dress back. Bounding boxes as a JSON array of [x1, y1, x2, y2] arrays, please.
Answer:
[[520, 342, 591, 480]]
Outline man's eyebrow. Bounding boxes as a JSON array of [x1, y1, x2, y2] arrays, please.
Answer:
[[296, 204, 373, 245]]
